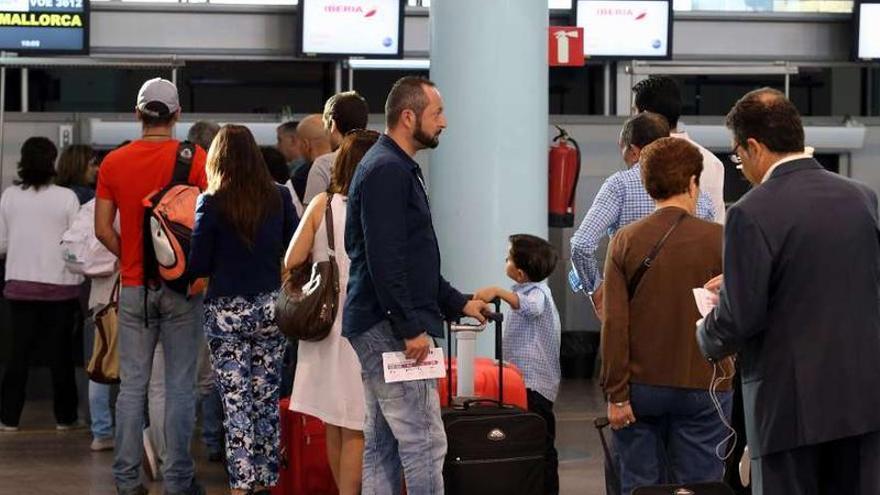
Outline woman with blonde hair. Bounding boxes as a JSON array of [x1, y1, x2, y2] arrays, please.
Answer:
[[56, 144, 98, 205], [189, 124, 297, 495], [285, 129, 379, 495]]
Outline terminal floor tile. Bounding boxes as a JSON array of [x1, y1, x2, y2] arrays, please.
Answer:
[[0, 379, 608, 494]]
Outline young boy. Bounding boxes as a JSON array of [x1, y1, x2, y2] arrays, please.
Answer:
[[474, 234, 561, 495]]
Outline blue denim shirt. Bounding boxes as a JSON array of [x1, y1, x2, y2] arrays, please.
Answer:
[[343, 135, 467, 339]]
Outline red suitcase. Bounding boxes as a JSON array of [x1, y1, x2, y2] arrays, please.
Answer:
[[272, 398, 338, 495], [437, 357, 529, 409]]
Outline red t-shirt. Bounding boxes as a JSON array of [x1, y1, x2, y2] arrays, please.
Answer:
[[96, 140, 208, 287]]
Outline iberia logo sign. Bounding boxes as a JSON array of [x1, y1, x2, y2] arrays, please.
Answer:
[[325, 4, 379, 17], [595, 8, 647, 19]]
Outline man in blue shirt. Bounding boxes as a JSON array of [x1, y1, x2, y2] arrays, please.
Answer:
[[569, 112, 716, 317], [344, 76, 488, 495]]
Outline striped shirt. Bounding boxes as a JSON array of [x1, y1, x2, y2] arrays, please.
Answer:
[[569, 163, 716, 293]]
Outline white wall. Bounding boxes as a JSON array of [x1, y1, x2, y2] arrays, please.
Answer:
[[0, 114, 77, 191], [89, 4, 431, 58], [850, 118, 880, 194], [85, 4, 850, 62]]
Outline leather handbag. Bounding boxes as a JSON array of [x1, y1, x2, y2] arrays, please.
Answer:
[[276, 194, 340, 341], [87, 277, 121, 384]]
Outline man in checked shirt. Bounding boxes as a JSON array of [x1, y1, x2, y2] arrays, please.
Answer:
[[569, 112, 716, 318]]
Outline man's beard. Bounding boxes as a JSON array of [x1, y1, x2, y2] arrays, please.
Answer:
[[414, 119, 440, 149]]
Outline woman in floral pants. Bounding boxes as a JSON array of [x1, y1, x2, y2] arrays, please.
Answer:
[[189, 125, 297, 495], [205, 294, 286, 490]]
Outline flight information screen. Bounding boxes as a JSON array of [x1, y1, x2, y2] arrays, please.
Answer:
[[298, 0, 403, 58], [857, 2, 880, 60], [0, 0, 88, 54], [576, 0, 672, 60]]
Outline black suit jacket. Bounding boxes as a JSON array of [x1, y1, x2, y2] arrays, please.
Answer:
[[698, 158, 880, 458]]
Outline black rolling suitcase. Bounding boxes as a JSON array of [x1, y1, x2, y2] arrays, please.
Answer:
[[441, 302, 547, 495]]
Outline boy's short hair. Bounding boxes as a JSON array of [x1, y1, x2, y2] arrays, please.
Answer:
[[509, 234, 558, 283]]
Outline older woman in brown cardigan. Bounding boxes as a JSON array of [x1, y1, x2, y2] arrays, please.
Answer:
[[601, 137, 735, 495]]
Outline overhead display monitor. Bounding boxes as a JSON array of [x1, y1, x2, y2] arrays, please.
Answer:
[[298, 0, 404, 58], [420, 0, 572, 8], [575, 0, 672, 60], [855, 1, 880, 60], [0, 0, 88, 54]]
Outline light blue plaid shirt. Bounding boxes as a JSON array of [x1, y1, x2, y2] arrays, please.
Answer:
[[503, 282, 561, 402], [570, 163, 716, 293]]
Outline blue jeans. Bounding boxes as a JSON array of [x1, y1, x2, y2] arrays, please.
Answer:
[[348, 321, 446, 495], [197, 325, 224, 453], [199, 387, 224, 452], [613, 383, 733, 495], [84, 314, 113, 439], [90, 381, 113, 439], [112, 286, 202, 493]]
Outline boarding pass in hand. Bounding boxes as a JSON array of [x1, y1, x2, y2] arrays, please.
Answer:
[[693, 288, 718, 317], [382, 348, 446, 384]]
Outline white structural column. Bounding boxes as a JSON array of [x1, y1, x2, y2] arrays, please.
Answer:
[[430, 0, 549, 355]]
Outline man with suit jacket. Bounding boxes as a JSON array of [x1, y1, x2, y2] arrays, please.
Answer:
[[697, 88, 880, 494]]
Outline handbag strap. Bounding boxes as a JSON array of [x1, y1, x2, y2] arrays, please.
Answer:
[[171, 142, 196, 184], [109, 275, 121, 306], [626, 211, 687, 300], [324, 193, 336, 263], [323, 193, 340, 293]]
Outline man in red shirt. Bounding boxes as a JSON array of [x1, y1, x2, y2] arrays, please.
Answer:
[[95, 78, 207, 495]]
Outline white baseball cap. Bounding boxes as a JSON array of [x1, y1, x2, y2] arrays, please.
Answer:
[[136, 78, 180, 117]]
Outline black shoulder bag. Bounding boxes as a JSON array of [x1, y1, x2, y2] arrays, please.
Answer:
[[626, 212, 688, 300]]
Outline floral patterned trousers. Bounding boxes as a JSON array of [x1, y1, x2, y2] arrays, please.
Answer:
[[205, 291, 286, 491]]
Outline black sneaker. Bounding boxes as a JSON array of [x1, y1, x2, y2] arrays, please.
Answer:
[[117, 485, 148, 495]]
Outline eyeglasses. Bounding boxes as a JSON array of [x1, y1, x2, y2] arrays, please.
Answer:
[[729, 143, 744, 168]]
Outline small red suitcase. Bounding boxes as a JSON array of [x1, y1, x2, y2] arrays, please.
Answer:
[[272, 398, 338, 495], [437, 357, 529, 409]]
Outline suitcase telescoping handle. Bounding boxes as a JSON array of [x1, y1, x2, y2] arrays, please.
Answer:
[[446, 298, 505, 406]]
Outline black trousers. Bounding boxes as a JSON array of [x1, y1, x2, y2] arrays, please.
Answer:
[[724, 373, 751, 494], [752, 431, 880, 495], [527, 388, 559, 495], [0, 299, 79, 426]]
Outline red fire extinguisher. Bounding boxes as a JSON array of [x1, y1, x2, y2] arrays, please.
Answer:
[[548, 125, 581, 228]]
